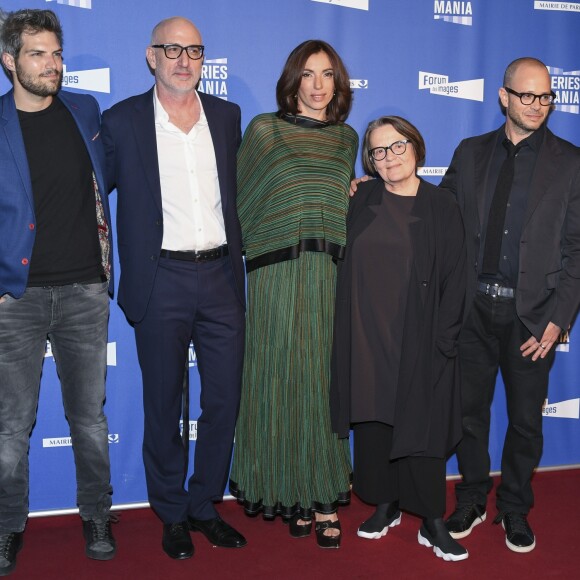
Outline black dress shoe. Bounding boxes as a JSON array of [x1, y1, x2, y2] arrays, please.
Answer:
[[188, 516, 247, 548], [162, 522, 194, 559], [0, 531, 23, 576]]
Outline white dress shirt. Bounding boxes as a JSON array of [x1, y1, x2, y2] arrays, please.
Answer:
[[154, 89, 227, 251]]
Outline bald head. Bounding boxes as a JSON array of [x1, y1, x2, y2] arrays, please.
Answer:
[[151, 16, 201, 45], [503, 57, 549, 88]]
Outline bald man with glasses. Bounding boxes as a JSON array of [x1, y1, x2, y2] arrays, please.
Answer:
[[441, 57, 580, 553], [101, 17, 246, 560]]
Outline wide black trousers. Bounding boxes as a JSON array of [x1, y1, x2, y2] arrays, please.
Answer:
[[353, 422, 446, 519], [455, 293, 553, 513]]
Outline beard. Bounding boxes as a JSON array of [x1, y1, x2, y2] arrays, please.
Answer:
[[15, 61, 62, 97], [506, 106, 547, 136]]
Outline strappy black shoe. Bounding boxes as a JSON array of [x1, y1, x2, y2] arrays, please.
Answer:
[[315, 519, 341, 549], [289, 514, 312, 538]]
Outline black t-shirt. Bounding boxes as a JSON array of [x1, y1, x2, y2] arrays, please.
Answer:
[[18, 96, 102, 286]]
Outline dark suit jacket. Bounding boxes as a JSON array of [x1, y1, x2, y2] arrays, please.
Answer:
[[0, 89, 112, 298], [440, 125, 580, 340], [101, 88, 245, 323], [331, 179, 466, 459]]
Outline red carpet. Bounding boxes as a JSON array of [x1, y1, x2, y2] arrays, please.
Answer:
[[13, 469, 577, 579]]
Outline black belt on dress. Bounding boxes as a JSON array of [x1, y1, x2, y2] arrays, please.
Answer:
[[477, 281, 515, 299], [160, 245, 228, 262]]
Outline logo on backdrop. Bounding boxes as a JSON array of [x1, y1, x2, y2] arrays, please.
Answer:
[[45, 340, 117, 366], [42, 433, 120, 447], [548, 66, 580, 114], [198, 58, 228, 101], [433, 1, 473, 26], [179, 420, 198, 441], [188, 343, 198, 368], [310, 0, 369, 10], [46, 0, 92, 8], [419, 71, 484, 101], [61, 63, 110, 93], [534, 1, 580, 12], [556, 329, 570, 352], [542, 398, 580, 419], [417, 167, 448, 178], [350, 79, 368, 89]]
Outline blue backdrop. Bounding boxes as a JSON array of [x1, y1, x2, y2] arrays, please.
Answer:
[[1, 0, 579, 514]]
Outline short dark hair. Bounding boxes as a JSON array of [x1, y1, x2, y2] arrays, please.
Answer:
[[503, 57, 548, 87], [361, 116, 426, 177], [0, 9, 63, 73], [276, 39, 352, 124]]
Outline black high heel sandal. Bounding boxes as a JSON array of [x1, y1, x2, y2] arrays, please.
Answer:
[[289, 514, 312, 538], [315, 519, 341, 548]]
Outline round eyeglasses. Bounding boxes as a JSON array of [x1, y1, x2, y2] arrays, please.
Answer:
[[369, 140, 410, 161], [151, 44, 205, 60], [504, 87, 556, 106]]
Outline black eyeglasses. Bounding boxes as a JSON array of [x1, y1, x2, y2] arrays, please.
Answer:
[[151, 44, 205, 60], [503, 87, 556, 106], [369, 140, 410, 161]]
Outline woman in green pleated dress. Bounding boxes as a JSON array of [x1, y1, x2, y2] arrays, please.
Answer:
[[229, 40, 358, 548]]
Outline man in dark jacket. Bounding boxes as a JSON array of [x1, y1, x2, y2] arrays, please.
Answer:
[[441, 57, 580, 553]]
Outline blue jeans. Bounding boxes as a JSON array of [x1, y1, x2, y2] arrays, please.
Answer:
[[0, 282, 113, 533]]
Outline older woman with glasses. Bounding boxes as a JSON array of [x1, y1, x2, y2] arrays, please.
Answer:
[[330, 116, 468, 561]]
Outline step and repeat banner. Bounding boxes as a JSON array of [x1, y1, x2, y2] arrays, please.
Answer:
[[1, 0, 579, 513]]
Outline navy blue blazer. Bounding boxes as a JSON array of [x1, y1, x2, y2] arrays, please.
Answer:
[[101, 88, 245, 323], [0, 89, 113, 299]]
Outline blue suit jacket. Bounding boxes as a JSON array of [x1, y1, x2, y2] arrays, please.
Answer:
[[0, 89, 113, 298], [101, 87, 245, 323]]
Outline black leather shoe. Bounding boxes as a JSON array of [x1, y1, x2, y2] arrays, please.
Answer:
[[419, 518, 468, 562], [162, 522, 194, 559], [445, 503, 486, 539], [0, 532, 23, 577], [188, 516, 247, 548], [494, 512, 536, 553]]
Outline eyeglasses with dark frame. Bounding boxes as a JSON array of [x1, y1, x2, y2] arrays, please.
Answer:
[[369, 140, 410, 161], [503, 86, 556, 106], [151, 44, 205, 60]]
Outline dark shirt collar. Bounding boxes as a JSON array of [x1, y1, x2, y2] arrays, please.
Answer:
[[501, 121, 545, 152]]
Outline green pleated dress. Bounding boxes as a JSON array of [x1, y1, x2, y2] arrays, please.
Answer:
[[230, 112, 358, 519]]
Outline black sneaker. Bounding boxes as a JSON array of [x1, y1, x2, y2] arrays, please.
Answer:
[[0, 532, 23, 577], [357, 502, 402, 539], [418, 518, 468, 562], [494, 512, 535, 553], [82, 516, 117, 561], [445, 503, 486, 539]]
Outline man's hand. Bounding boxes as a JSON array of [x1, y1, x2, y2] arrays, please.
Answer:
[[520, 321, 561, 361], [349, 175, 371, 197]]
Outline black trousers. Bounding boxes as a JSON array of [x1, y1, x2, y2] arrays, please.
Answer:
[[353, 422, 446, 519], [455, 292, 554, 514]]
